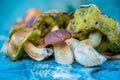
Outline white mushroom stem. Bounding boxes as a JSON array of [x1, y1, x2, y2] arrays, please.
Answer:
[[65, 38, 80, 51], [89, 32, 102, 47], [53, 41, 74, 65], [66, 32, 102, 51], [23, 41, 53, 61]]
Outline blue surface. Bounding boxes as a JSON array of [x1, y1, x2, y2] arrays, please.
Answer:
[[0, 51, 120, 80], [0, 0, 120, 80]]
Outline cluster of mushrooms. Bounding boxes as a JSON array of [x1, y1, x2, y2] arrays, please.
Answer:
[[1, 4, 120, 67]]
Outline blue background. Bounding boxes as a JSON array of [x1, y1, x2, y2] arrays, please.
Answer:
[[0, 0, 120, 80]]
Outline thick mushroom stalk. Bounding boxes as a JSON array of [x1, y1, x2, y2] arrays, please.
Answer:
[[88, 31, 102, 47], [53, 41, 73, 65], [23, 41, 53, 61], [44, 29, 74, 65]]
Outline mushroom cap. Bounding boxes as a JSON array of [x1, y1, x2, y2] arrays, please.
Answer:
[[23, 8, 42, 25], [46, 10, 63, 17], [46, 10, 70, 29], [72, 4, 120, 52], [44, 29, 72, 45], [33, 13, 55, 37]]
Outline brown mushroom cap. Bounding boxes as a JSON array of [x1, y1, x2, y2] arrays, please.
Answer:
[[44, 29, 71, 46], [23, 8, 42, 25]]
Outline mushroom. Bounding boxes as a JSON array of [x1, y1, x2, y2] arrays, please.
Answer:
[[71, 4, 120, 54], [67, 4, 119, 67], [8, 25, 54, 61], [23, 8, 42, 25], [7, 28, 32, 60], [7, 28, 41, 61], [44, 29, 74, 65], [32, 10, 70, 37], [46, 10, 70, 29], [33, 13, 55, 37]]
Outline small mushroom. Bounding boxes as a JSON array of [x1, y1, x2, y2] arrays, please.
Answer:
[[44, 29, 74, 65], [23, 8, 42, 25]]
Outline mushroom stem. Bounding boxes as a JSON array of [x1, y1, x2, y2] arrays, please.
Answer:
[[23, 41, 53, 61], [65, 38, 80, 51], [53, 41, 74, 65], [89, 31, 102, 47]]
